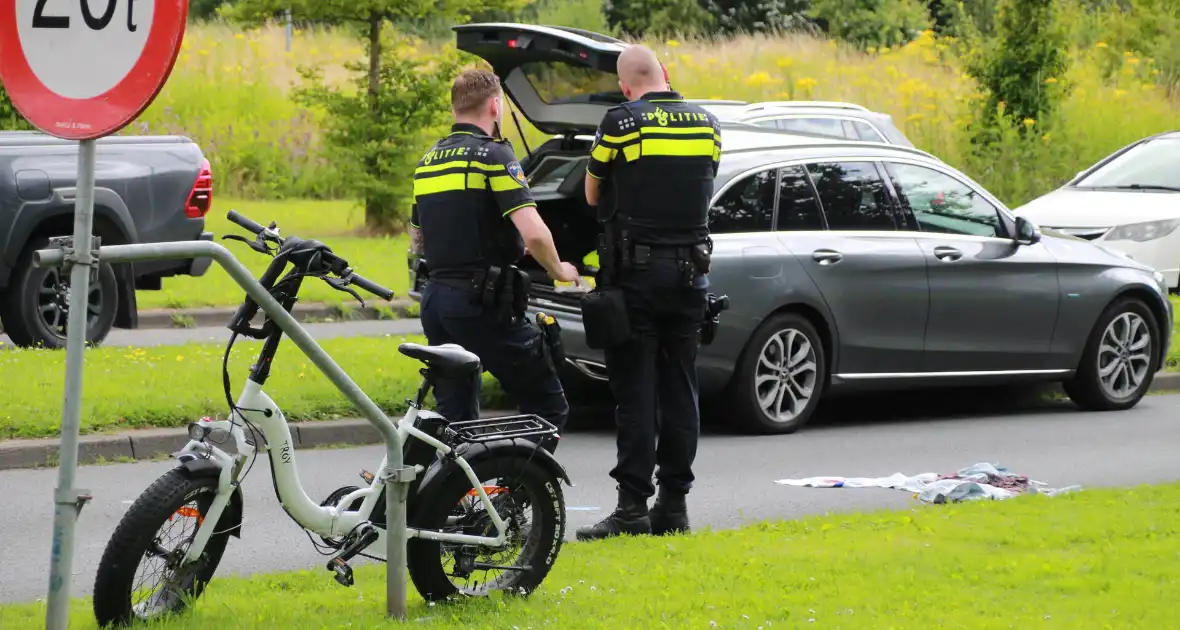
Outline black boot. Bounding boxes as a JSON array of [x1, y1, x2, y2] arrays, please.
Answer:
[[575, 488, 651, 541], [649, 487, 690, 536]]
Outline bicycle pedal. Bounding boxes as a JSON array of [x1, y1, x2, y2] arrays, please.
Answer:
[[327, 557, 354, 587]]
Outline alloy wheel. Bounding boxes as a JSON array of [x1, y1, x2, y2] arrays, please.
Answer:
[[1097, 312, 1152, 399], [753, 328, 818, 423]]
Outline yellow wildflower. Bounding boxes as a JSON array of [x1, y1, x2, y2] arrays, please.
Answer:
[[745, 72, 773, 87], [666, 39, 680, 48], [1096, 41, 1108, 48], [1023, 118, 1036, 128], [776, 57, 794, 69], [1044, 77, 1058, 84]]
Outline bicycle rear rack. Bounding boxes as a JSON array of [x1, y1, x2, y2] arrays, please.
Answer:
[[447, 414, 558, 444]]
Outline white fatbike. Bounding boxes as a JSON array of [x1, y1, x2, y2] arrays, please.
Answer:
[[91, 211, 571, 627]]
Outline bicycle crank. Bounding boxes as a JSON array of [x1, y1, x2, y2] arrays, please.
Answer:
[[325, 523, 379, 587]]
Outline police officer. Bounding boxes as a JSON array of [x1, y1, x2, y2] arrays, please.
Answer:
[[408, 68, 582, 452], [575, 46, 721, 540]]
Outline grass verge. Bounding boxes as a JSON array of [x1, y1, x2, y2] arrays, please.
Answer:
[[0, 334, 506, 441], [3, 482, 1180, 628], [135, 199, 410, 310]]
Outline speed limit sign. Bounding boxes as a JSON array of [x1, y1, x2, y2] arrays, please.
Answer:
[[0, 0, 189, 140]]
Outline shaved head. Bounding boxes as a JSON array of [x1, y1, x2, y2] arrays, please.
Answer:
[[617, 44, 668, 99]]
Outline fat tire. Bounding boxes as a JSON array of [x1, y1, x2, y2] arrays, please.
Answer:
[[1063, 297, 1160, 411], [92, 468, 231, 628], [0, 235, 117, 349], [728, 312, 827, 435], [406, 456, 566, 602]]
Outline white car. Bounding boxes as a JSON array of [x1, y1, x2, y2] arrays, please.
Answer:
[[691, 100, 915, 147], [1015, 130, 1180, 292]]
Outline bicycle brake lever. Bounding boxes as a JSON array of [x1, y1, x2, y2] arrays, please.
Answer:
[[221, 234, 274, 255], [324, 275, 366, 308]]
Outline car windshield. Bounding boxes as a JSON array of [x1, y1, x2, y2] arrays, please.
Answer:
[[519, 61, 623, 105], [1074, 137, 1180, 190]]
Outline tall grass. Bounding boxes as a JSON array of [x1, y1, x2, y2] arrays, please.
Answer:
[[126, 20, 1179, 208]]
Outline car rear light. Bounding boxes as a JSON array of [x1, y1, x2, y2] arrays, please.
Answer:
[[185, 158, 213, 219], [507, 39, 517, 48]]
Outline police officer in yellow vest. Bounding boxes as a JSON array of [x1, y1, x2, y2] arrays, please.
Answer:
[[576, 45, 721, 540], [408, 69, 581, 453]]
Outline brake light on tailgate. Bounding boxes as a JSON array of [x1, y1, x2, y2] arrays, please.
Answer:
[[185, 158, 213, 219]]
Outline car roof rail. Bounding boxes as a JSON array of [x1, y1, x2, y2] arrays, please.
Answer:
[[742, 100, 872, 114], [720, 124, 939, 160]]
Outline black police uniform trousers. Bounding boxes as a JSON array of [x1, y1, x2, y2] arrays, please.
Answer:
[[420, 280, 569, 452], [604, 255, 708, 501]]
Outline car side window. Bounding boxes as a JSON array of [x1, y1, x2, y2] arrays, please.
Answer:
[[851, 120, 887, 143], [778, 117, 847, 140], [776, 165, 825, 231], [884, 162, 1004, 238], [805, 162, 897, 230], [708, 169, 777, 234]]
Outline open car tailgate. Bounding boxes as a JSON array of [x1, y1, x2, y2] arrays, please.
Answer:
[[453, 23, 626, 136]]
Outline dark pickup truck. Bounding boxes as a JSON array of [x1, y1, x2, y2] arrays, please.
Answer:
[[0, 131, 214, 348]]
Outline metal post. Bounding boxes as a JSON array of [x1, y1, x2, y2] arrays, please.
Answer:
[[44, 138, 97, 630], [285, 9, 293, 53], [386, 445, 408, 620]]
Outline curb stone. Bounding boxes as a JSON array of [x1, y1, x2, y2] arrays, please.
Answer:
[[135, 299, 419, 330], [2, 374, 1178, 472], [0, 413, 511, 472]]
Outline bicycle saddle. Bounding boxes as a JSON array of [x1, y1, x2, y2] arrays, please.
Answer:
[[398, 342, 482, 376]]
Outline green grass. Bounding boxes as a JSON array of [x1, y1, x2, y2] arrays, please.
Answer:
[[3, 482, 1180, 628], [0, 334, 506, 441], [135, 199, 410, 310]]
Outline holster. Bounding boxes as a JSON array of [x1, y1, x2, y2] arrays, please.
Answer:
[[535, 312, 566, 368], [700, 292, 730, 346], [470, 265, 531, 324]]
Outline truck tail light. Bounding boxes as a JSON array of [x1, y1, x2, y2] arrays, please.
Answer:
[[186, 158, 213, 219]]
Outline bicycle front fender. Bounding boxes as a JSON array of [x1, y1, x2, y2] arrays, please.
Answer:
[[176, 456, 245, 539]]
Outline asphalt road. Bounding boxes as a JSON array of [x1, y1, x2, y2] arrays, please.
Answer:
[[1, 318, 425, 348], [3, 389, 1179, 604]]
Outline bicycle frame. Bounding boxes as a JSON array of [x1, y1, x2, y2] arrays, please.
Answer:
[[33, 237, 522, 607], [177, 379, 513, 565]]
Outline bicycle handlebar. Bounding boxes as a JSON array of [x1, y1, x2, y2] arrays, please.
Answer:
[[223, 209, 395, 302], [226, 209, 268, 237]]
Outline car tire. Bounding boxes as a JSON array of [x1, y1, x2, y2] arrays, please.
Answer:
[[728, 312, 827, 434], [0, 236, 118, 349], [1062, 296, 1159, 411]]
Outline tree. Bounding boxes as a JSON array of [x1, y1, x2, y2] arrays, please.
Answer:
[[221, 0, 525, 231], [963, 0, 1068, 133]]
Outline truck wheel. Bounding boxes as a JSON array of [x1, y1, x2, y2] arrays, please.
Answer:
[[0, 236, 118, 349]]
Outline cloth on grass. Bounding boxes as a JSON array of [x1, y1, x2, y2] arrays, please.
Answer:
[[774, 462, 1082, 503]]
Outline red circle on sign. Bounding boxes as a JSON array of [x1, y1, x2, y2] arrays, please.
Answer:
[[0, 0, 188, 141]]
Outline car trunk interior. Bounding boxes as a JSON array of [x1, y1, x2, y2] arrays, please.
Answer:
[[515, 136, 601, 305]]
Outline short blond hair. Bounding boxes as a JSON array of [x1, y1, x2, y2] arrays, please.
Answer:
[[451, 69, 501, 116]]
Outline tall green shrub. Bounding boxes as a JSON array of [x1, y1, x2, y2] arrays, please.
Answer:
[[806, 0, 933, 49], [0, 85, 34, 131], [963, 0, 1068, 134], [604, 0, 715, 37]]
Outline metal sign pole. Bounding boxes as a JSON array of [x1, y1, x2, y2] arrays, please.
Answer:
[[44, 138, 98, 630]]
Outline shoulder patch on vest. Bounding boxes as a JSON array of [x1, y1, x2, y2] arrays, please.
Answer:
[[507, 161, 528, 187]]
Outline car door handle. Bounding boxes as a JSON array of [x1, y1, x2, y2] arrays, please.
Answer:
[[812, 249, 843, 265], [933, 246, 962, 262]]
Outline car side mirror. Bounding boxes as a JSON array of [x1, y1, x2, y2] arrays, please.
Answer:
[[1014, 216, 1041, 245]]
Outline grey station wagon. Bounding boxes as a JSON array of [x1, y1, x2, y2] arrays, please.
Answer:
[[411, 23, 1175, 434]]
